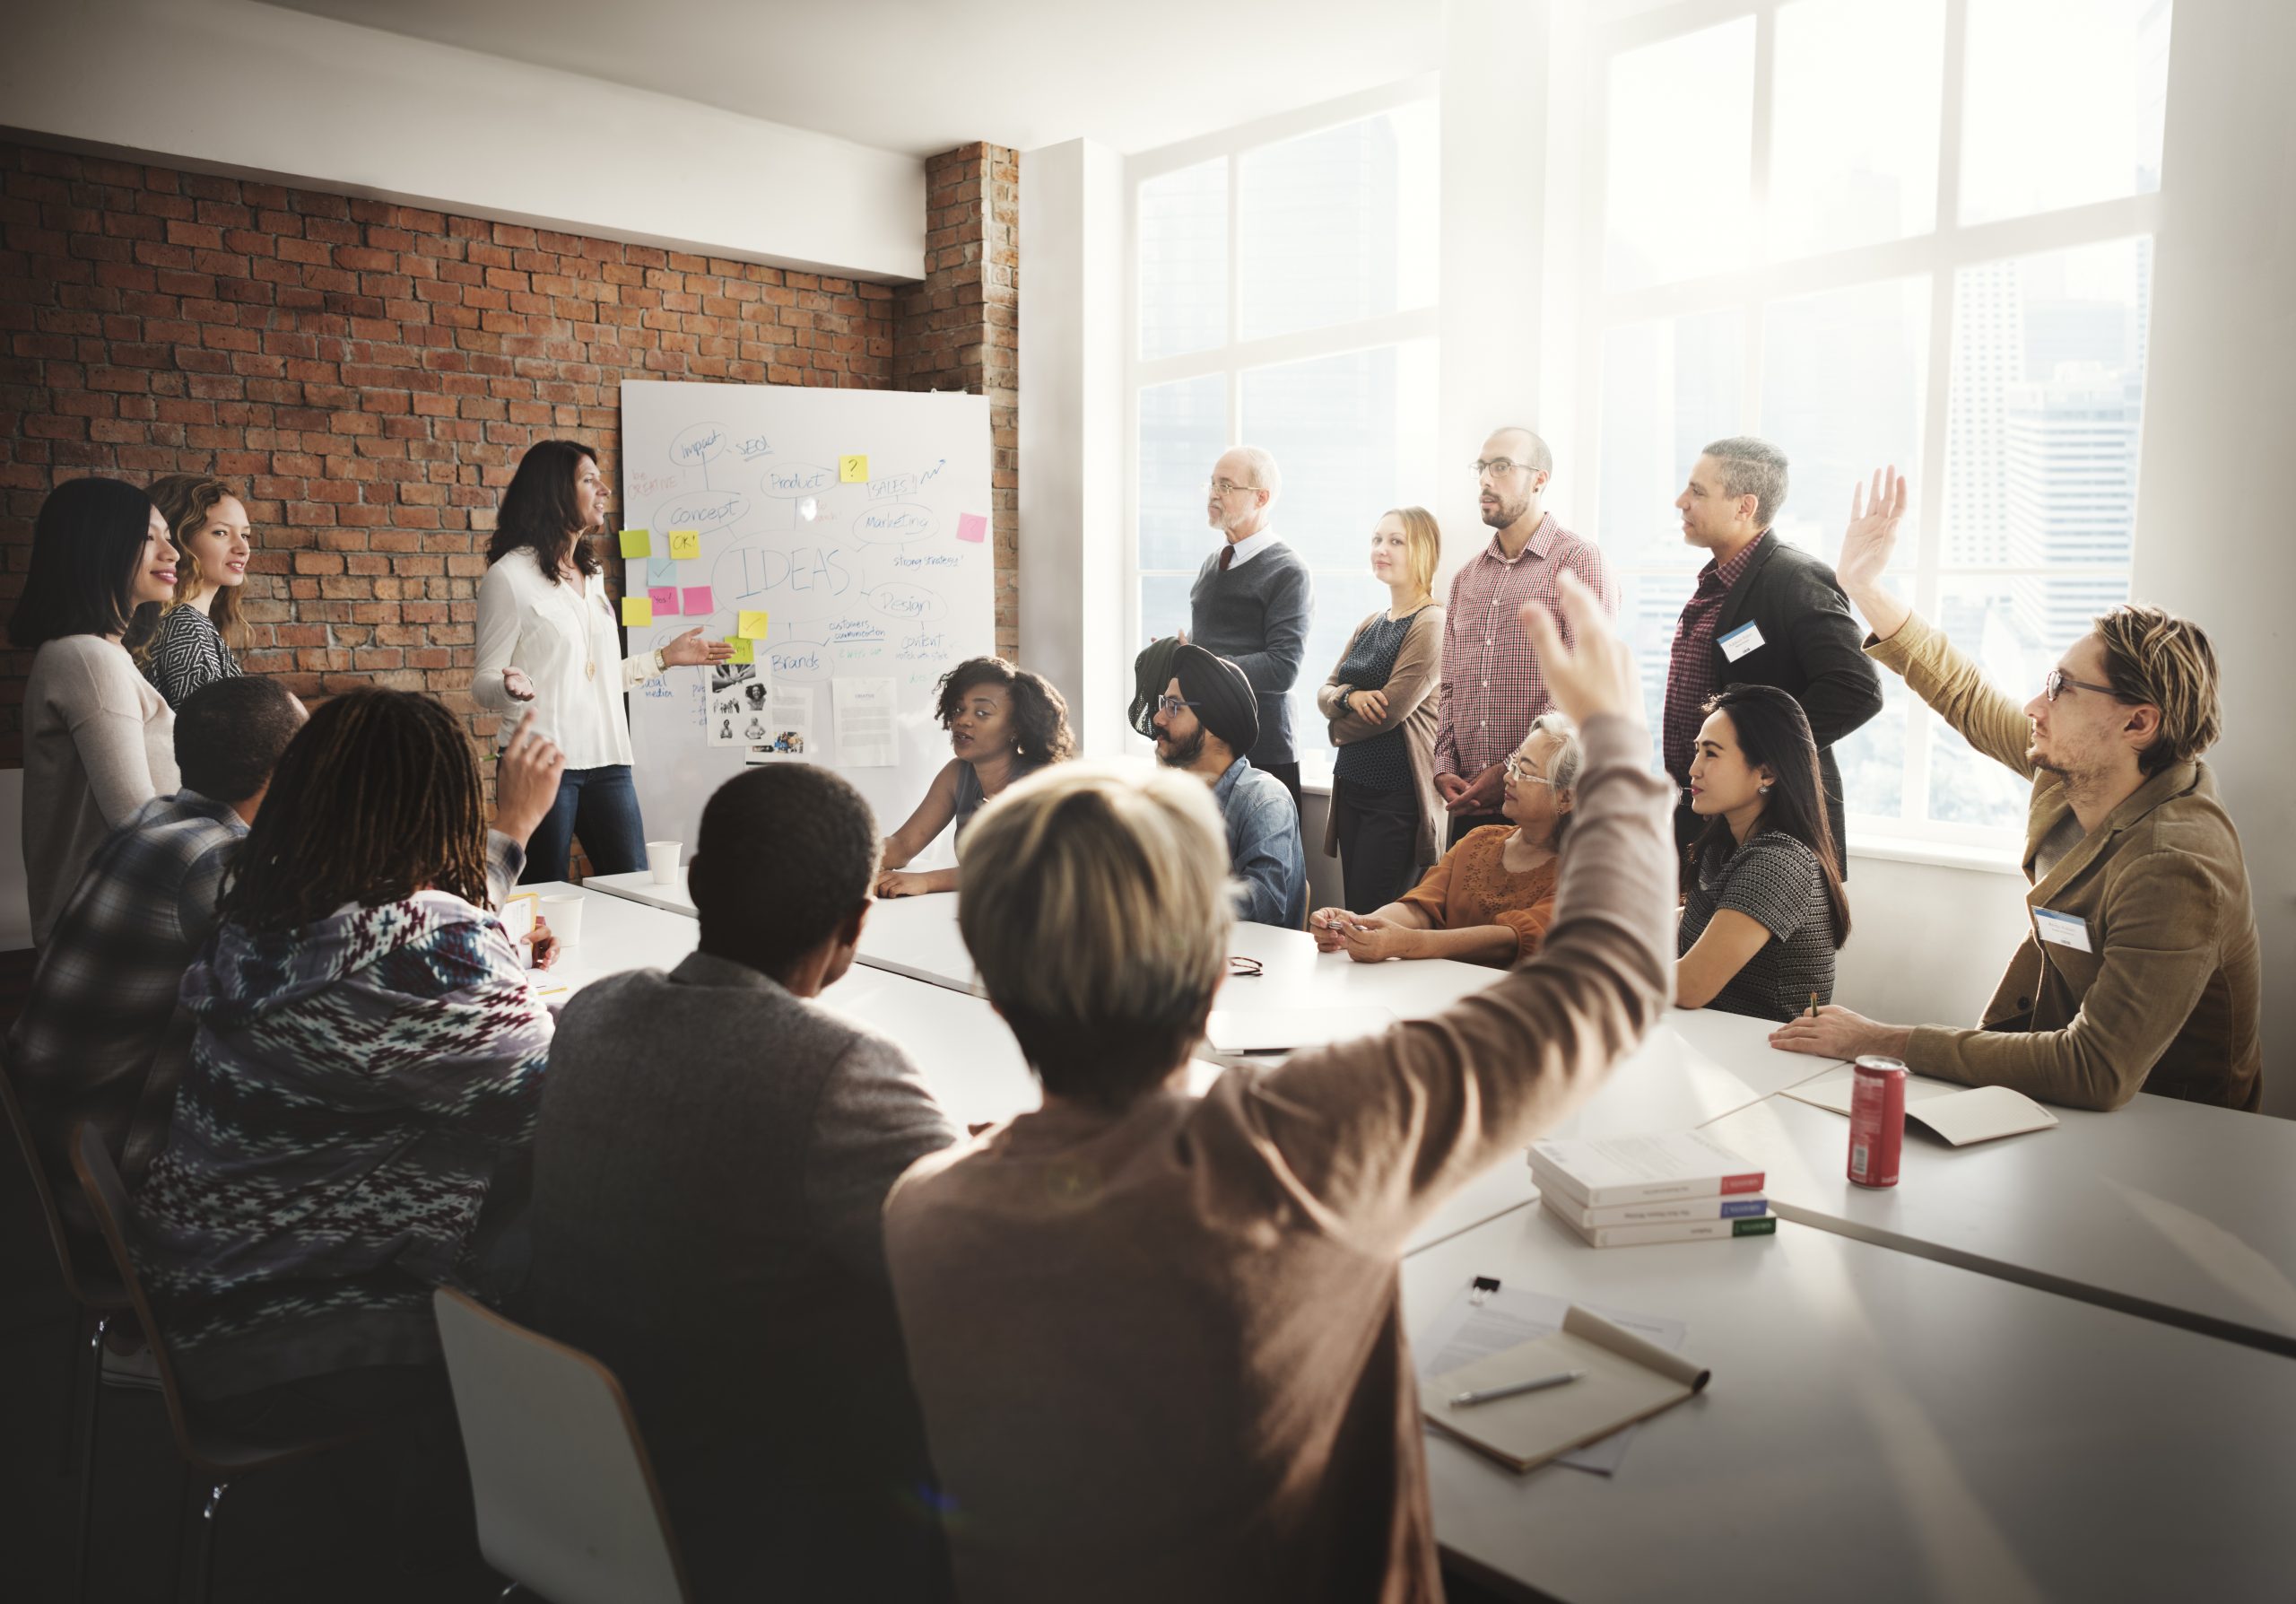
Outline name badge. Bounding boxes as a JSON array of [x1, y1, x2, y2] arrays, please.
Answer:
[[1718, 622, 1765, 662], [2032, 908, 2093, 954]]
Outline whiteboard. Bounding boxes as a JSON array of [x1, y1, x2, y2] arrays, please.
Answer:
[[617, 380, 995, 864]]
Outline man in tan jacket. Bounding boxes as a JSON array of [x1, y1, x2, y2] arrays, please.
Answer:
[[885, 574, 1672, 1603], [1770, 468, 2262, 1111]]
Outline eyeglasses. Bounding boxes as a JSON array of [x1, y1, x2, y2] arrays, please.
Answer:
[[1226, 955, 1263, 978], [1206, 477, 1261, 497], [1155, 694, 1201, 718], [1473, 458, 1541, 481], [2042, 667, 2122, 702], [1502, 755, 1557, 785]]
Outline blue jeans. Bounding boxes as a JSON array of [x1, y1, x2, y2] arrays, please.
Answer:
[[519, 763, 647, 884]]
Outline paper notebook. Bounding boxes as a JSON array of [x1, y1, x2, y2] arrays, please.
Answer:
[[1424, 1304, 1712, 1474], [1781, 1066, 2058, 1146], [1204, 1007, 1396, 1054]]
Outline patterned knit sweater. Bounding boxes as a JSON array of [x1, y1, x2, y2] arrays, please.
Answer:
[[134, 886, 553, 1399]]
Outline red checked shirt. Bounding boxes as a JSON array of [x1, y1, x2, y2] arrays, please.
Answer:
[[1661, 531, 1770, 783], [1433, 514, 1618, 780]]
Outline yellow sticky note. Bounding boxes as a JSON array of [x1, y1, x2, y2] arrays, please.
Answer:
[[737, 609, 770, 640], [725, 637, 754, 664], [668, 529, 700, 560], [839, 455, 868, 483], [618, 527, 651, 559], [622, 596, 653, 626]]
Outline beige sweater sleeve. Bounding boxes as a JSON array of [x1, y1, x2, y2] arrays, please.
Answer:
[[1866, 611, 2034, 780], [1320, 606, 1445, 745], [56, 637, 172, 826], [1226, 714, 1675, 1254]]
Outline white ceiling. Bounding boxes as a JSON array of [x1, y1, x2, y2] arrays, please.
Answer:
[[265, 0, 1445, 158]]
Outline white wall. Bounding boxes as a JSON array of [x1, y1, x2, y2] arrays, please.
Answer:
[[3, 0, 925, 281], [2129, 0, 2296, 1114], [1017, 139, 1128, 752]]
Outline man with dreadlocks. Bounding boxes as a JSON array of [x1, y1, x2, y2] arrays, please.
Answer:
[[132, 693, 567, 1424]]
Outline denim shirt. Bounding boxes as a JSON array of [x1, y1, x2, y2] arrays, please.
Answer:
[[1211, 759, 1308, 929]]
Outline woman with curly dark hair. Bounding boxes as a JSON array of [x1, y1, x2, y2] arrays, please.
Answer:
[[876, 657, 1074, 897]]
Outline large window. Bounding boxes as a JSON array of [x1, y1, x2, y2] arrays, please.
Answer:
[[1583, 0, 2170, 850], [1130, 84, 1439, 780]]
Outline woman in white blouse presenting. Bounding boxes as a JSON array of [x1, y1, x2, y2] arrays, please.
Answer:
[[473, 440, 728, 884]]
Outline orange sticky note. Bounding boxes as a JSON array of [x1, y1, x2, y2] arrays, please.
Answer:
[[621, 596, 653, 626]]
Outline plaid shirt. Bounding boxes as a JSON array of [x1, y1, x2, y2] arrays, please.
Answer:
[[1432, 514, 1617, 780], [1662, 533, 1769, 783], [4, 791, 244, 1232], [5, 795, 526, 1237]]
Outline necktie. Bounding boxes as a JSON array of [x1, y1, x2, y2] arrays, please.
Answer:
[[1218, 545, 1235, 571]]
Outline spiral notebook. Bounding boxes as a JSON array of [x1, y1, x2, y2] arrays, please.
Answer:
[[1423, 1303, 1712, 1474]]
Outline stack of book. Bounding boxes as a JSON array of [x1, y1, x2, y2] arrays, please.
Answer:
[[1527, 1130, 1778, 1248]]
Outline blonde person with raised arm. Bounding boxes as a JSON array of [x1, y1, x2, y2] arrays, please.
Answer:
[[883, 573, 1674, 1602], [1315, 507, 1447, 912], [470, 439, 731, 884], [875, 656, 1074, 898], [1770, 468, 2262, 1111], [134, 474, 254, 709], [1311, 713, 1578, 969]]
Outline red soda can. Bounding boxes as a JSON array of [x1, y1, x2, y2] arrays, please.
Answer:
[[1847, 1055, 1908, 1188]]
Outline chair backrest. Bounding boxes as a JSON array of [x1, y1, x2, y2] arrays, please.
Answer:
[[68, 1120, 208, 1462], [432, 1286, 691, 1604], [0, 1054, 123, 1312]]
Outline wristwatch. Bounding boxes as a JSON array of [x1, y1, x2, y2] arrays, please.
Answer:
[[651, 647, 668, 675]]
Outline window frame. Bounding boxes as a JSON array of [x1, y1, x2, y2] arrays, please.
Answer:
[[1577, 0, 2162, 855], [1124, 73, 1443, 782]]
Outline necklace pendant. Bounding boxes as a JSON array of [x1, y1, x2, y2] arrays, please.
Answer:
[[586, 660, 596, 681]]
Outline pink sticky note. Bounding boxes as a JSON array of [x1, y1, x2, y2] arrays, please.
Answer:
[[956, 512, 987, 544], [682, 585, 714, 615], [648, 586, 680, 616]]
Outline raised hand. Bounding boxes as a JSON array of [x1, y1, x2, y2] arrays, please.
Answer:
[[1838, 466, 1911, 639], [1518, 571, 1640, 729]]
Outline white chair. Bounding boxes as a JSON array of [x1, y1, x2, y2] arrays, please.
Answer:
[[432, 1287, 691, 1604]]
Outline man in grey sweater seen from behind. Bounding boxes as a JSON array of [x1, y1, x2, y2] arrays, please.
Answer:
[[529, 764, 958, 1602]]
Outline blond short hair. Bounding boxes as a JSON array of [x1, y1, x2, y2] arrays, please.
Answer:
[[1385, 505, 1442, 603], [959, 763, 1233, 1105], [2092, 604, 2222, 775]]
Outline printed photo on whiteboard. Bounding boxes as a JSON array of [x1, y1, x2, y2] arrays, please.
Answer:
[[708, 693, 750, 747], [834, 677, 899, 769], [745, 684, 816, 763], [709, 660, 756, 695]]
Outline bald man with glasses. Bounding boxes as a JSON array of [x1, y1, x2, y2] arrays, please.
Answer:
[[1189, 445, 1313, 815], [1432, 427, 1617, 846]]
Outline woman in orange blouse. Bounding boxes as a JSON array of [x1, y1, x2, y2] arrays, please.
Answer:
[[1311, 713, 1581, 967]]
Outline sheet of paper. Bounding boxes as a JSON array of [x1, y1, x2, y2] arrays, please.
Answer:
[[833, 676, 899, 768], [737, 609, 770, 640], [618, 527, 651, 559], [668, 529, 700, 560], [648, 586, 679, 615], [744, 684, 814, 761], [621, 596, 653, 626], [707, 660, 766, 747], [1783, 1064, 1967, 1117], [955, 510, 987, 544], [1416, 1282, 1689, 1475], [682, 585, 714, 615]]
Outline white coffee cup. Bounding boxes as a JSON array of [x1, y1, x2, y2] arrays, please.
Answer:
[[647, 841, 683, 885], [539, 893, 585, 952]]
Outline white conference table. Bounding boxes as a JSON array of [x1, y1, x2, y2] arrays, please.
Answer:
[[1407, 1207, 2296, 1604], [1704, 1087, 2296, 1358]]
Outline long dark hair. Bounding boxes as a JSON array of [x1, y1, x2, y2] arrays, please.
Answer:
[[1695, 684, 1850, 946], [487, 439, 603, 585], [8, 477, 161, 649], [220, 689, 492, 931], [935, 657, 1076, 767]]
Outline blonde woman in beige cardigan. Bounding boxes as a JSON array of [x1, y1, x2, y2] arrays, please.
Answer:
[[1315, 506, 1446, 912]]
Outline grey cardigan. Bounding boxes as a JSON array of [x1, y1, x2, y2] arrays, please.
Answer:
[[529, 950, 959, 1599]]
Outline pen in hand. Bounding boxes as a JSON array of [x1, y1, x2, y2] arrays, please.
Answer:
[[1808, 991, 1818, 1020], [1448, 1369, 1586, 1408]]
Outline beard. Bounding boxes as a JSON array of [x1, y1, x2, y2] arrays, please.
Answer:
[[1156, 726, 1207, 769], [1481, 492, 1529, 529]]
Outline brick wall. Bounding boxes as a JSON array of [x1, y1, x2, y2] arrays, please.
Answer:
[[895, 143, 1020, 659], [0, 135, 1015, 763]]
